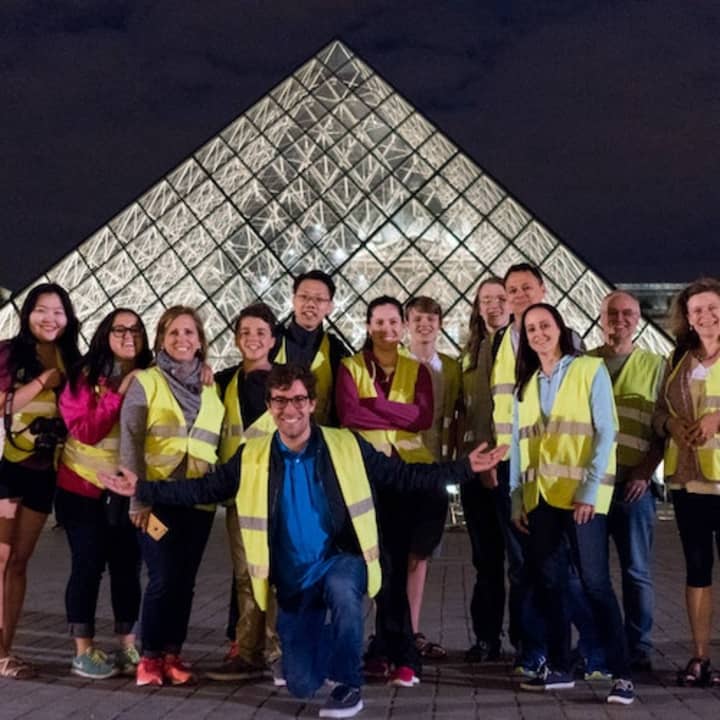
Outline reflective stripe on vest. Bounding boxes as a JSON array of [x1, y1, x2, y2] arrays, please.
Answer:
[[237, 428, 382, 610], [490, 329, 515, 455], [341, 352, 434, 463], [517, 356, 617, 515], [135, 367, 224, 481], [61, 425, 120, 487], [275, 333, 333, 425], [219, 368, 277, 463], [664, 352, 720, 481], [3, 389, 59, 463]]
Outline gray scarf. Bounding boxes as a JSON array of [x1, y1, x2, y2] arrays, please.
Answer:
[[155, 350, 203, 426]]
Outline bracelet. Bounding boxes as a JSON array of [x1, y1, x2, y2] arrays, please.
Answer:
[[33, 377, 45, 392]]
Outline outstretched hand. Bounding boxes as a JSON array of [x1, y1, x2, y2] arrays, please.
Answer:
[[468, 443, 508, 473], [98, 467, 138, 497]]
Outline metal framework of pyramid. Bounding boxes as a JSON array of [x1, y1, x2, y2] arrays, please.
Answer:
[[0, 40, 671, 363]]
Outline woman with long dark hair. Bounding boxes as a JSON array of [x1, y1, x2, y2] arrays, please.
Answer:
[[653, 278, 720, 685], [56, 308, 152, 679], [510, 302, 634, 704], [335, 295, 433, 687], [0, 283, 80, 678], [120, 305, 224, 687]]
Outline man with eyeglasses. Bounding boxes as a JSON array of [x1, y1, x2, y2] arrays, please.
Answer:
[[101, 363, 506, 719], [272, 270, 352, 426]]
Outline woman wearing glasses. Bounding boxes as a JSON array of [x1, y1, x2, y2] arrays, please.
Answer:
[[56, 309, 152, 679], [119, 306, 224, 687], [336, 295, 433, 688]]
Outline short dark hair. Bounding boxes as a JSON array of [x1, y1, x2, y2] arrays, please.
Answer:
[[293, 270, 336, 299], [504, 263, 544, 286], [233, 302, 278, 335], [404, 296, 443, 321], [265, 363, 317, 402]]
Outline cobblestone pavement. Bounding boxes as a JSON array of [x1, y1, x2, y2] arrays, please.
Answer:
[[2, 505, 720, 718]]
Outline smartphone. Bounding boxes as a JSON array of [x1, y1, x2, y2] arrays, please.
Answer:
[[146, 513, 169, 541]]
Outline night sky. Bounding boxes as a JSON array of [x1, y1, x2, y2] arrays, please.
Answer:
[[2, 1, 718, 293]]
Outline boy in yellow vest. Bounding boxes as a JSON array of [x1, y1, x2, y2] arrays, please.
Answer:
[[404, 296, 462, 659], [271, 270, 353, 426], [101, 364, 506, 719]]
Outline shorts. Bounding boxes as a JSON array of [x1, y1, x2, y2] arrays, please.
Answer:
[[408, 488, 449, 558], [0, 460, 57, 515]]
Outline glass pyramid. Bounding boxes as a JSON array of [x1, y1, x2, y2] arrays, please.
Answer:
[[0, 40, 671, 363]]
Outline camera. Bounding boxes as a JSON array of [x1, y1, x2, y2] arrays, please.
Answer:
[[28, 416, 67, 452]]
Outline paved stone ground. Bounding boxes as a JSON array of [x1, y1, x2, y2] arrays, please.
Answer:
[[2, 505, 720, 718]]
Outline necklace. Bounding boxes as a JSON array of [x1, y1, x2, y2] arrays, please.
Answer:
[[695, 344, 720, 365]]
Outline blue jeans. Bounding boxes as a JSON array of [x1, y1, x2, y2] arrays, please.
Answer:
[[572, 477, 655, 662], [277, 554, 367, 698], [526, 497, 631, 678]]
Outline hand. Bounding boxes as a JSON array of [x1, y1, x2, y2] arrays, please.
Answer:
[[513, 511, 529, 535], [98, 467, 138, 497], [624, 477, 649, 503], [479, 467, 498, 489], [468, 443, 508, 473], [117, 370, 140, 396], [687, 412, 720, 447], [573, 502, 595, 524], [37, 368, 63, 390], [130, 507, 151, 532], [666, 416, 695, 449], [200, 363, 214, 387]]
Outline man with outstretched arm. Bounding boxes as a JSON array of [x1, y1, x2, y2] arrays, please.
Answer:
[[101, 363, 505, 720]]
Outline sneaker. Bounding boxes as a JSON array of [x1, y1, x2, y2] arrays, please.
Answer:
[[585, 668, 613, 681], [513, 655, 546, 679], [163, 654, 195, 685], [363, 656, 389, 680], [388, 665, 420, 687], [205, 655, 265, 681], [71, 647, 118, 680], [606, 678, 634, 705], [114, 645, 140, 676], [520, 665, 575, 691], [269, 658, 287, 687], [318, 684, 364, 718], [136, 657, 164, 687], [465, 641, 502, 663]]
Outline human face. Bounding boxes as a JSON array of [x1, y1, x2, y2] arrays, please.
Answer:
[[236, 316, 275, 364], [505, 271, 545, 322], [601, 294, 640, 348], [477, 282, 509, 331], [406, 308, 441, 349], [687, 291, 720, 343], [267, 379, 316, 446], [108, 312, 144, 362], [367, 304, 404, 353], [28, 292, 68, 344], [292, 279, 333, 331], [162, 314, 201, 362], [524, 307, 562, 360]]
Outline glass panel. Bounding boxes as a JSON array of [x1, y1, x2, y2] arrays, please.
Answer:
[[186, 179, 225, 220], [415, 176, 458, 215], [126, 226, 170, 269], [464, 175, 505, 215], [514, 221, 557, 265], [221, 225, 265, 270], [232, 178, 271, 218], [440, 247, 482, 295], [490, 197, 531, 239], [263, 115, 303, 151], [370, 175, 409, 216], [156, 202, 198, 244], [202, 201, 244, 244], [245, 96, 283, 132], [212, 157, 253, 196], [271, 76, 308, 111], [242, 135, 277, 174], [138, 181, 179, 220], [195, 137, 234, 174], [79, 227, 122, 270], [397, 112, 435, 147], [348, 153, 389, 193], [317, 41, 355, 71], [463, 222, 508, 267], [328, 133, 368, 171], [442, 155, 480, 192], [419, 133, 456, 169], [317, 223, 362, 266], [413, 222, 460, 264], [174, 225, 217, 269], [143, 250, 188, 295], [167, 158, 207, 198], [46, 252, 91, 291], [440, 196, 483, 240], [248, 200, 291, 241], [93, 252, 138, 298], [221, 116, 259, 153], [542, 245, 586, 292], [277, 177, 319, 217], [109, 203, 151, 243], [256, 156, 299, 195], [212, 275, 257, 323]]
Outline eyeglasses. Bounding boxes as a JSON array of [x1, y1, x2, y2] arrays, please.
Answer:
[[269, 395, 310, 409], [295, 293, 330, 305], [110, 325, 142, 338]]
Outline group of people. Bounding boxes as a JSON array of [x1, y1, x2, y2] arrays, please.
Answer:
[[0, 267, 718, 719]]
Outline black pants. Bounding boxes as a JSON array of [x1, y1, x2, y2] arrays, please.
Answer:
[[55, 488, 141, 638], [138, 504, 214, 656]]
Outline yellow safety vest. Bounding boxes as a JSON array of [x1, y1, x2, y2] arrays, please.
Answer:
[[219, 368, 277, 463], [236, 427, 382, 610], [275, 334, 333, 425], [590, 347, 665, 467], [3, 388, 61, 464], [663, 352, 720, 481], [135, 368, 224, 513], [62, 424, 120, 489], [341, 352, 434, 463], [491, 329, 516, 457], [439, 353, 461, 461], [517, 356, 617, 515]]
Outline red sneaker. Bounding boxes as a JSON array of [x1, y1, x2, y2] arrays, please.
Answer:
[[163, 654, 195, 685], [388, 666, 420, 687], [136, 657, 164, 687]]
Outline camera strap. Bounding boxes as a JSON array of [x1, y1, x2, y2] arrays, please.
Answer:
[[4, 389, 37, 451]]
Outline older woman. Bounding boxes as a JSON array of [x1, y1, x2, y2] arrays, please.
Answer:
[[653, 277, 720, 686], [510, 303, 633, 704], [120, 306, 224, 687]]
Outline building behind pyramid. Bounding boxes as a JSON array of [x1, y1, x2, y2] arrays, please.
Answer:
[[0, 40, 671, 362]]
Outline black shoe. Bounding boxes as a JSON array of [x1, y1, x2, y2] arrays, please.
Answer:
[[630, 652, 653, 672], [319, 684, 363, 718], [465, 641, 501, 663]]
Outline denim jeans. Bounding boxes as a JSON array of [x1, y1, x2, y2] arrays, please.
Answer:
[[276, 553, 367, 698], [526, 497, 631, 678], [56, 488, 141, 638]]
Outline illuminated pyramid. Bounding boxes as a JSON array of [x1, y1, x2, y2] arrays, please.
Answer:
[[0, 40, 670, 361]]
